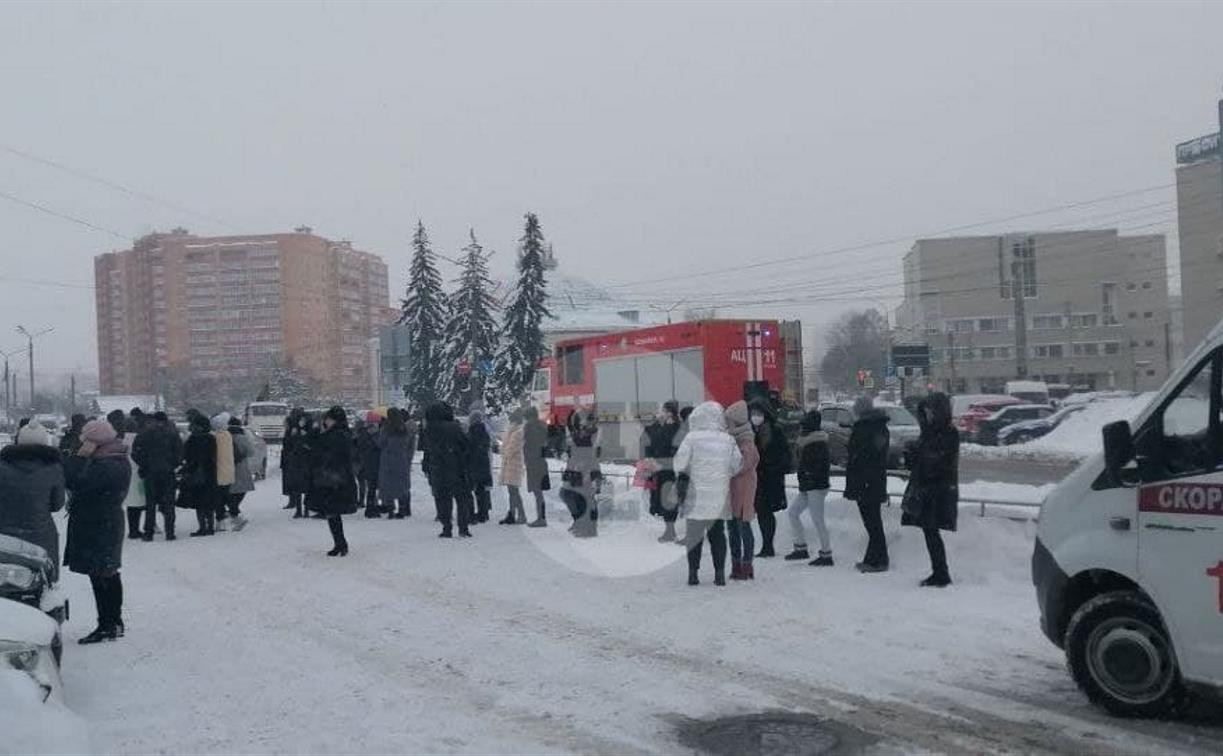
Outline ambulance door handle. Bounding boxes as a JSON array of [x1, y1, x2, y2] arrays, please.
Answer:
[[1109, 516, 1131, 532]]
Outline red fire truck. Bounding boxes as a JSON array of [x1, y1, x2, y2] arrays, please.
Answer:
[[534, 320, 785, 459]]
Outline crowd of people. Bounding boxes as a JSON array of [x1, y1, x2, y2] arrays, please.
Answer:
[[0, 390, 961, 649], [637, 392, 959, 587]]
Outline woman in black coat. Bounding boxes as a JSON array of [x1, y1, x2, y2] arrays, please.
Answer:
[[467, 409, 494, 524], [844, 396, 891, 573], [422, 402, 471, 538], [179, 415, 218, 537], [901, 392, 959, 587], [313, 406, 358, 556], [751, 399, 791, 558], [281, 410, 313, 518], [64, 419, 132, 644], [0, 424, 65, 582]]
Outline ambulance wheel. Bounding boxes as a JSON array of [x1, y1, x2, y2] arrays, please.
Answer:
[[1065, 591, 1187, 717]]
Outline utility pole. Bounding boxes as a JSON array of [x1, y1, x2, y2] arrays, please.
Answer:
[[69, 374, 77, 415], [15, 326, 52, 412], [946, 330, 957, 393], [1011, 257, 1029, 380]]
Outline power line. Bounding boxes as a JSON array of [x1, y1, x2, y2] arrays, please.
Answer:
[[0, 143, 239, 231], [603, 182, 1177, 292], [0, 189, 132, 241]]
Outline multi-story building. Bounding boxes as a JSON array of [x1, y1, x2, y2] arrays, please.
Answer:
[[95, 228, 392, 403], [895, 230, 1171, 394], [1175, 131, 1223, 353]]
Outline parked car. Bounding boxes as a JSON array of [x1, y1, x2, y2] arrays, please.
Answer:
[[998, 404, 1087, 446], [820, 402, 920, 468], [0, 598, 64, 704], [0, 534, 66, 665], [955, 396, 1022, 442], [974, 404, 1057, 446]]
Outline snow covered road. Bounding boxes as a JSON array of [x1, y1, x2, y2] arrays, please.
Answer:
[[51, 476, 1223, 755]]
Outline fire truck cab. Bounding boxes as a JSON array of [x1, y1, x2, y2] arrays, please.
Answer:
[[1034, 320, 1223, 716], [544, 320, 784, 460]]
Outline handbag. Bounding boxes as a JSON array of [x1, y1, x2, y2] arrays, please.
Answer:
[[901, 479, 927, 518]]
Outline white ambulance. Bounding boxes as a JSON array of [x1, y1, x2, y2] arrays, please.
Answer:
[[1034, 323, 1223, 716]]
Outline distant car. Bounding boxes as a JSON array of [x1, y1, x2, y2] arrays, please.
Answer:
[[955, 396, 1022, 442], [997, 403, 1086, 446], [820, 403, 920, 468], [974, 404, 1057, 446]]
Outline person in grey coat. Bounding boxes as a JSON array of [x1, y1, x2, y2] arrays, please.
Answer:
[[226, 417, 255, 530], [0, 423, 65, 583], [378, 408, 416, 519], [522, 405, 551, 528]]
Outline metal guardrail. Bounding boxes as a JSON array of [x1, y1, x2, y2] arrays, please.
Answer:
[[471, 459, 1044, 520]]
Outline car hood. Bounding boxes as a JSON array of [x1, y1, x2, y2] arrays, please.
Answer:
[[0, 599, 57, 647], [999, 418, 1051, 435]]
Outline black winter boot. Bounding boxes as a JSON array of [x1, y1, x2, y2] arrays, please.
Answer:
[[784, 547, 810, 561], [687, 568, 699, 586]]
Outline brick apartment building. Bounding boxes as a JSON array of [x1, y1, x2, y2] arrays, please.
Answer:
[[95, 228, 393, 403]]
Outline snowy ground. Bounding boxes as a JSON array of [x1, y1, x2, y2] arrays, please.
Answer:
[[31, 467, 1223, 755]]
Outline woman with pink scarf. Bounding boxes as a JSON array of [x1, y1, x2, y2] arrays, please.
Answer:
[[64, 419, 132, 644]]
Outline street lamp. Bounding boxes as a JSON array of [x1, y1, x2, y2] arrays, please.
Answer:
[[15, 325, 53, 411], [0, 347, 16, 417]]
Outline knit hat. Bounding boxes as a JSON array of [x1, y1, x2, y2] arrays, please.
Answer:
[[153, 411, 169, 423], [228, 415, 242, 428], [210, 412, 231, 431], [16, 422, 49, 446], [81, 418, 118, 445], [724, 400, 754, 441]]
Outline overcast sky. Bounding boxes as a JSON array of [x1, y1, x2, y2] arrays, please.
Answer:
[[2, 1, 1222, 377]]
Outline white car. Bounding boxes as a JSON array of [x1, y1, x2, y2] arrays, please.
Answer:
[[0, 599, 63, 703]]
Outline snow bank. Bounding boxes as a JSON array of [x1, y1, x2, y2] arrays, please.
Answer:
[[0, 670, 90, 755], [965, 393, 1152, 461]]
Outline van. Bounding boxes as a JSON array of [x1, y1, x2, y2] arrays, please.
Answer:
[[1033, 324, 1223, 716], [1006, 379, 1050, 405]]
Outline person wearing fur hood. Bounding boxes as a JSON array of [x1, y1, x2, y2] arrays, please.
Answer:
[[723, 400, 759, 581], [786, 410, 834, 566], [673, 401, 742, 586], [0, 422, 65, 582]]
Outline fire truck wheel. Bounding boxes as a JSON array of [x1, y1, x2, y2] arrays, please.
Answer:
[[1065, 591, 1188, 718]]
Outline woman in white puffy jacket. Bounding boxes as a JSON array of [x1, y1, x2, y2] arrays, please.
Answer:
[[673, 401, 742, 586]]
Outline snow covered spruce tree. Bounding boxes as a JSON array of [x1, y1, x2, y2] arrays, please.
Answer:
[[398, 220, 449, 408], [492, 212, 553, 406], [440, 230, 500, 411]]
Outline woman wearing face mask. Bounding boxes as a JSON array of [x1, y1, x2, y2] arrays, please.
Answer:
[[901, 393, 959, 587], [750, 399, 791, 558]]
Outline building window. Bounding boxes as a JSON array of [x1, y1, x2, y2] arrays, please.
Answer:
[[977, 317, 1010, 333], [1143, 311, 1153, 319], [1128, 312, 1137, 320], [1072, 342, 1100, 357], [1145, 339, 1156, 348], [1103, 341, 1121, 356], [948, 318, 975, 333], [1069, 313, 1099, 328], [1126, 283, 1138, 292], [1142, 282, 1152, 290], [1101, 283, 1118, 325], [1032, 344, 1064, 359], [1032, 314, 1063, 330]]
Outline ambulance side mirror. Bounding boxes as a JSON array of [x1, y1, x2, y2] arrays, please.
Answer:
[[1102, 420, 1134, 484]]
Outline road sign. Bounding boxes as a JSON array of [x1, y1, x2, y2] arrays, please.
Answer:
[[891, 344, 930, 370]]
